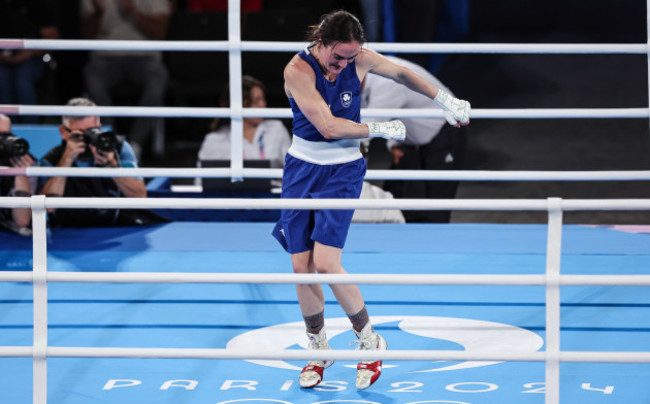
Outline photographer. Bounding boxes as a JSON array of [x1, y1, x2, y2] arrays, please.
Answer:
[[0, 114, 37, 235], [38, 97, 156, 227]]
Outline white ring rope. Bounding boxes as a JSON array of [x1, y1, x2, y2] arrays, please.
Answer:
[[1, 105, 647, 119], [0, 347, 649, 364], [2, 271, 650, 287], [1, 38, 646, 54], [2, 196, 650, 211], [3, 167, 650, 181]]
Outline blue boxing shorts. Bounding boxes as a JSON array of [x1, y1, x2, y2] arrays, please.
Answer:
[[272, 154, 366, 254]]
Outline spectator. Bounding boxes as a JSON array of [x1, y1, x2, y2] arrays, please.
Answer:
[[0, 114, 37, 235], [0, 0, 60, 123], [197, 76, 291, 169], [38, 97, 165, 227], [361, 55, 467, 223], [80, 0, 171, 159]]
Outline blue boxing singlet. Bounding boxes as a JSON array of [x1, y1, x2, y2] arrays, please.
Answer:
[[289, 47, 362, 141], [272, 45, 367, 253]]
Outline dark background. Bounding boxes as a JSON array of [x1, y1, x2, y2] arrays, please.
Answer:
[[436, 0, 650, 223], [42, 0, 650, 224]]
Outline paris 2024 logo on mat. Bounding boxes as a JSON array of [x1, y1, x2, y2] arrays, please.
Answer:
[[226, 315, 544, 373]]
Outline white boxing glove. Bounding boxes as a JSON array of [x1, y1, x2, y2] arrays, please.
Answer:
[[367, 120, 406, 141], [434, 89, 471, 126]]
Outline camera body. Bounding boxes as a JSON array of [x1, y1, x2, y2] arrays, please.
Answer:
[[82, 127, 117, 152], [0, 132, 30, 162]]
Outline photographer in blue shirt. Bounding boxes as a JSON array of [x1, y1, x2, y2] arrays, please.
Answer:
[[38, 98, 161, 227]]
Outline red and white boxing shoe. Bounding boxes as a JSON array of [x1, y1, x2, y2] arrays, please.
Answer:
[[299, 328, 334, 388], [354, 322, 387, 390]]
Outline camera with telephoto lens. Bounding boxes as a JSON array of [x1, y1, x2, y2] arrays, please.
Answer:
[[82, 127, 117, 152], [0, 132, 30, 162]]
